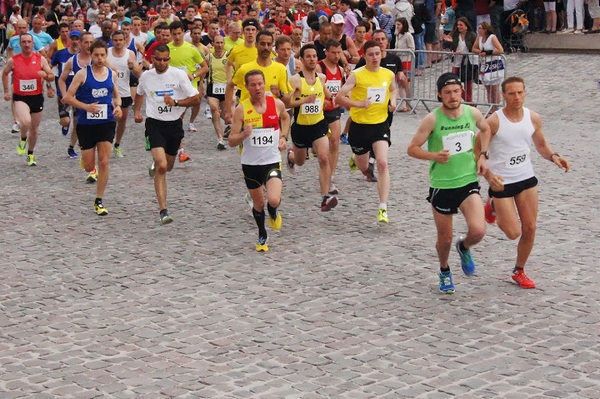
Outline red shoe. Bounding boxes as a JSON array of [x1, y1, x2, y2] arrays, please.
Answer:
[[485, 197, 496, 224], [512, 270, 536, 289], [178, 152, 191, 163]]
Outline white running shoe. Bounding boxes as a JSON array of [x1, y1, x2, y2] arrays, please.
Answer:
[[204, 107, 212, 119], [11, 121, 20, 134], [189, 123, 197, 132]]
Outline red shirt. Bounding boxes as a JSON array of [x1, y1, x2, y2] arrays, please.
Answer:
[[13, 53, 44, 96]]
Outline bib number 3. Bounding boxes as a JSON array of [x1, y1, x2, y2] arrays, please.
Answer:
[[442, 130, 474, 155]]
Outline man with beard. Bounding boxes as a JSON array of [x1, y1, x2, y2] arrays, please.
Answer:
[[285, 44, 337, 212], [407, 73, 490, 294]]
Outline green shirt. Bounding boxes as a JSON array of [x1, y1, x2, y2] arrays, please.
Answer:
[[428, 105, 478, 189]]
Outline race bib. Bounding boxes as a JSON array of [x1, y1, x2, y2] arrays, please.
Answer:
[[156, 104, 173, 115], [86, 104, 108, 120], [20, 79, 37, 92], [302, 98, 322, 115], [505, 149, 530, 167], [442, 130, 473, 155], [117, 71, 126, 79], [367, 87, 385, 104], [250, 127, 276, 147], [325, 80, 341, 95], [212, 83, 226, 95]]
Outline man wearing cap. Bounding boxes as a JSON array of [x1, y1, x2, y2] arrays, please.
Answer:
[[330, 13, 360, 67], [51, 29, 81, 153], [407, 72, 491, 294], [59, 32, 95, 175], [339, 0, 358, 38]]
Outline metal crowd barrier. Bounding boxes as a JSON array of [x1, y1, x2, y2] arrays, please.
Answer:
[[388, 49, 508, 116]]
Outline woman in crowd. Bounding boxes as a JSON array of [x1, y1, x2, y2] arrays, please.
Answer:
[[472, 21, 504, 108], [443, 17, 477, 102], [393, 17, 414, 111]]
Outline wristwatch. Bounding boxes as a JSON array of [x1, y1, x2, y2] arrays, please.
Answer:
[[174, 100, 179, 107], [479, 151, 489, 159]]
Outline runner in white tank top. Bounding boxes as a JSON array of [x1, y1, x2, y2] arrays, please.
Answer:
[[478, 77, 570, 290], [108, 30, 142, 157]]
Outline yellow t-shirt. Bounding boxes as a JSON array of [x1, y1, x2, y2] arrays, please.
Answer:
[[227, 43, 257, 71], [294, 72, 325, 126], [167, 42, 204, 85], [224, 37, 244, 52], [349, 66, 394, 125], [232, 60, 292, 103]]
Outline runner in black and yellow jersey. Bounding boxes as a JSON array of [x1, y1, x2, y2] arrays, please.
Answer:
[[336, 40, 398, 224], [228, 69, 290, 253], [205, 34, 228, 150], [285, 43, 337, 212]]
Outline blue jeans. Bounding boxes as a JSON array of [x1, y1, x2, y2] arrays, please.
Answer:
[[414, 32, 426, 69]]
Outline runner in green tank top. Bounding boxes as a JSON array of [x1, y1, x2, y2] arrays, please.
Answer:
[[407, 73, 491, 294]]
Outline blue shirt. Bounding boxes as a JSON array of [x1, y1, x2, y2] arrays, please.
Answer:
[[9, 35, 45, 55], [76, 67, 115, 125], [51, 48, 77, 96], [29, 30, 54, 48]]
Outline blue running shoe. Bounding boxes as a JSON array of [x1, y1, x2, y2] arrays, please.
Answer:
[[61, 126, 69, 136], [68, 147, 78, 158], [455, 237, 476, 275], [340, 134, 349, 144], [438, 270, 455, 293]]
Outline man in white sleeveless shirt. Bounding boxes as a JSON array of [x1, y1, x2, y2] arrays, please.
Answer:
[[478, 76, 570, 289]]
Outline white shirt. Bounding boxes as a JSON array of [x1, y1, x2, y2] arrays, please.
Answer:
[[89, 24, 103, 39], [136, 67, 199, 121], [488, 107, 535, 184], [107, 48, 134, 98]]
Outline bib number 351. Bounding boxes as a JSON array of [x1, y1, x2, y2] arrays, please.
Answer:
[[87, 104, 108, 120]]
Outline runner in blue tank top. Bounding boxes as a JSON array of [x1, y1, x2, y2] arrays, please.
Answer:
[[62, 39, 123, 217]]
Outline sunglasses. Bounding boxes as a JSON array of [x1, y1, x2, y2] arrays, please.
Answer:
[[154, 57, 170, 62]]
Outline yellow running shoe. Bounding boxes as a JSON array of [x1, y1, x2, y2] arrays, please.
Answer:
[[377, 208, 389, 223], [255, 236, 269, 252], [268, 212, 282, 230], [17, 138, 27, 155], [26, 154, 36, 166], [86, 168, 98, 183], [349, 153, 358, 171], [94, 202, 108, 216]]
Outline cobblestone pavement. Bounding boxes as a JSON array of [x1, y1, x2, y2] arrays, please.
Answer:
[[0, 53, 599, 398]]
